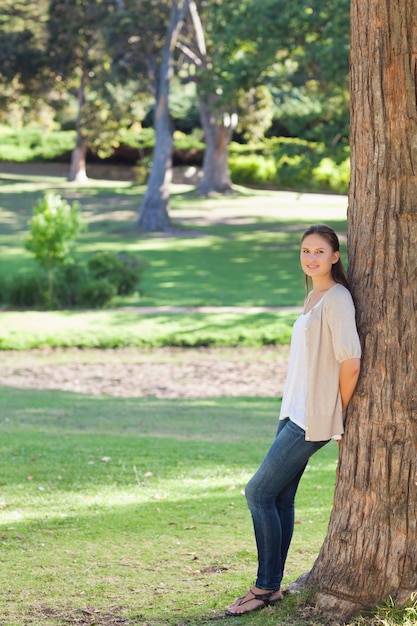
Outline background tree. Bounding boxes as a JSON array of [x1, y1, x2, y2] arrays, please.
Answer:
[[267, 0, 350, 146], [183, 0, 280, 195], [46, 0, 111, 181], [0, 0, 50, 126], [181, 0, 350, 195], [307, 0, 417, 619], [137, 0, 190, 231], [46, 0, 144, 182]]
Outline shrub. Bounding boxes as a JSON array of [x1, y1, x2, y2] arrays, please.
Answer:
[[7, 271, 49, 308], [5, 263, 119, 310], [274, 153, 315, 189], [228, 137, 349, 193], [134, 156, 152, 184], [78, 279, 117, 308], [229, 154, 276, 186], [87, 251, 144, 296], [312, 157, 350, 193], [0, 126, 75, 162], [25, 191, 83, 303], [53, 263, 90, 308]]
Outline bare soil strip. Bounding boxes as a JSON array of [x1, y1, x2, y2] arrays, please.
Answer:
[[0, 346, 290, 398]]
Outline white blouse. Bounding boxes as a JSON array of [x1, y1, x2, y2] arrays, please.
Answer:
[[279, 309, 311, 430]]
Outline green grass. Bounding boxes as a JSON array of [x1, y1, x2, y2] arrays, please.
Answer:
[[0, 310, 298, 349], [0, 386, 337, 625], [0, 126, 76, 162], [0, 173, 347, 348], [0, 176, 329, 308], [1, 385, 414, 626]]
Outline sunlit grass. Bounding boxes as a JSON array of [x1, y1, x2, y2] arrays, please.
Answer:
[[0, 175, 347, 310], [0, 386, 338, 625], [0, 385, 410, 625], [0, 174, 347, 349], [0, 309, 298, 349]]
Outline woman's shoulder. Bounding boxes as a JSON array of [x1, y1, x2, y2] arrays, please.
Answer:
[[325, 284, 355, 309]]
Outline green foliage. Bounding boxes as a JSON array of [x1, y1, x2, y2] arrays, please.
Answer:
[[0, 125, 75, 161], [25, 191, 82, 272], [0, 126, 349, 193], [229, 154, 276, 185], [0, 0, 351, 167], [4, 253, 146, 311], [168, 77, 200, 133], [269, 83, 350, 145], [87, 251, 145, 296], [173, 129, 205, 153], [5, 270, 49, 307], [78, 277, 117, 308], [24, 191, 82, 304], [237, 85, 275, 142], [54, 263, 118, 309], [0, 0, 49, 122], [53, 261, 90, 307], [356, 595, 417, 626], [228, 137, 349, 192], [312, 157, 350, 194]]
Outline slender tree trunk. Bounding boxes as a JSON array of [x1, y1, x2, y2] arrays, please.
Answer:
[[138, 0, 190, 231], [307, 0, 417, 619], [68, 67, 88, 184], [197, 97, 236, 195], [68, 133, 88, 183]]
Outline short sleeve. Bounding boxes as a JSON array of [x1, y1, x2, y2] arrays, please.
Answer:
[[324, 287, 361, 363]]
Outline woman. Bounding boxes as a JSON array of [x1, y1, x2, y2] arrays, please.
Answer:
[[226, 224, 361, 616]]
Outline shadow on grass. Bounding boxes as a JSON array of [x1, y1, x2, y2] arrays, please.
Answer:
[[0, 174, 347, 308], [0, 386, 340, 625]]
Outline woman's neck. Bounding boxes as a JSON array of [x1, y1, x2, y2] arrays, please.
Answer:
[[311, 279, 336, 292]]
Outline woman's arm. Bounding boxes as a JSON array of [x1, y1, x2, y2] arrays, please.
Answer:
[[339, 358, 361, 412]]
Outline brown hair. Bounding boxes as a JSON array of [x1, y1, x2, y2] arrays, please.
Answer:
[[301, 224, 350, 293]]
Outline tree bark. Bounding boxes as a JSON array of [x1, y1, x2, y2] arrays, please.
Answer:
[[68, 65, 88, 184], [137, 0, 189, 231], [307, 0, 417, 619], [68, 133, 88, 183], [180, 0, 235, 195], [197, 97, 236, 195]]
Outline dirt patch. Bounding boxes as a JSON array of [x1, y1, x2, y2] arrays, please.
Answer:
[[0, 347, 289, 398]]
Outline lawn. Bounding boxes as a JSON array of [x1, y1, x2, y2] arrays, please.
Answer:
[[0, 386, 340, 625], [0, 173, 414, 625], [0, 172, 347, 349], [1, 386, 412, 626]]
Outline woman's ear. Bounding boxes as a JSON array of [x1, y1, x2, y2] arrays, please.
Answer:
[[332, 251, 340, 265]]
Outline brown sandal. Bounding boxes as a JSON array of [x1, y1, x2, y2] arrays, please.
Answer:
[[225, 587, 278, 616]]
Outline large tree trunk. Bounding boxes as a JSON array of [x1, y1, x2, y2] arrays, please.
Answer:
[[197, 97, 236, 195], [138, 0, 189, 231], [307, 0, 417, 619], [182, 0, 235, 195]]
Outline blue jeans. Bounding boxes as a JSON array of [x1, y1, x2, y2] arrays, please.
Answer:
[[245, 418, 329, 590]]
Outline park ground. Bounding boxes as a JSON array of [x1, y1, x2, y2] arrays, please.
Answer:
[[0, 176, 361, 626], [0, 346, 290, 399], [0, 174, 348, 399]]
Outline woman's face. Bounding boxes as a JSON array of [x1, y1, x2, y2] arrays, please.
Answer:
[[300, 234, 339, 281]]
